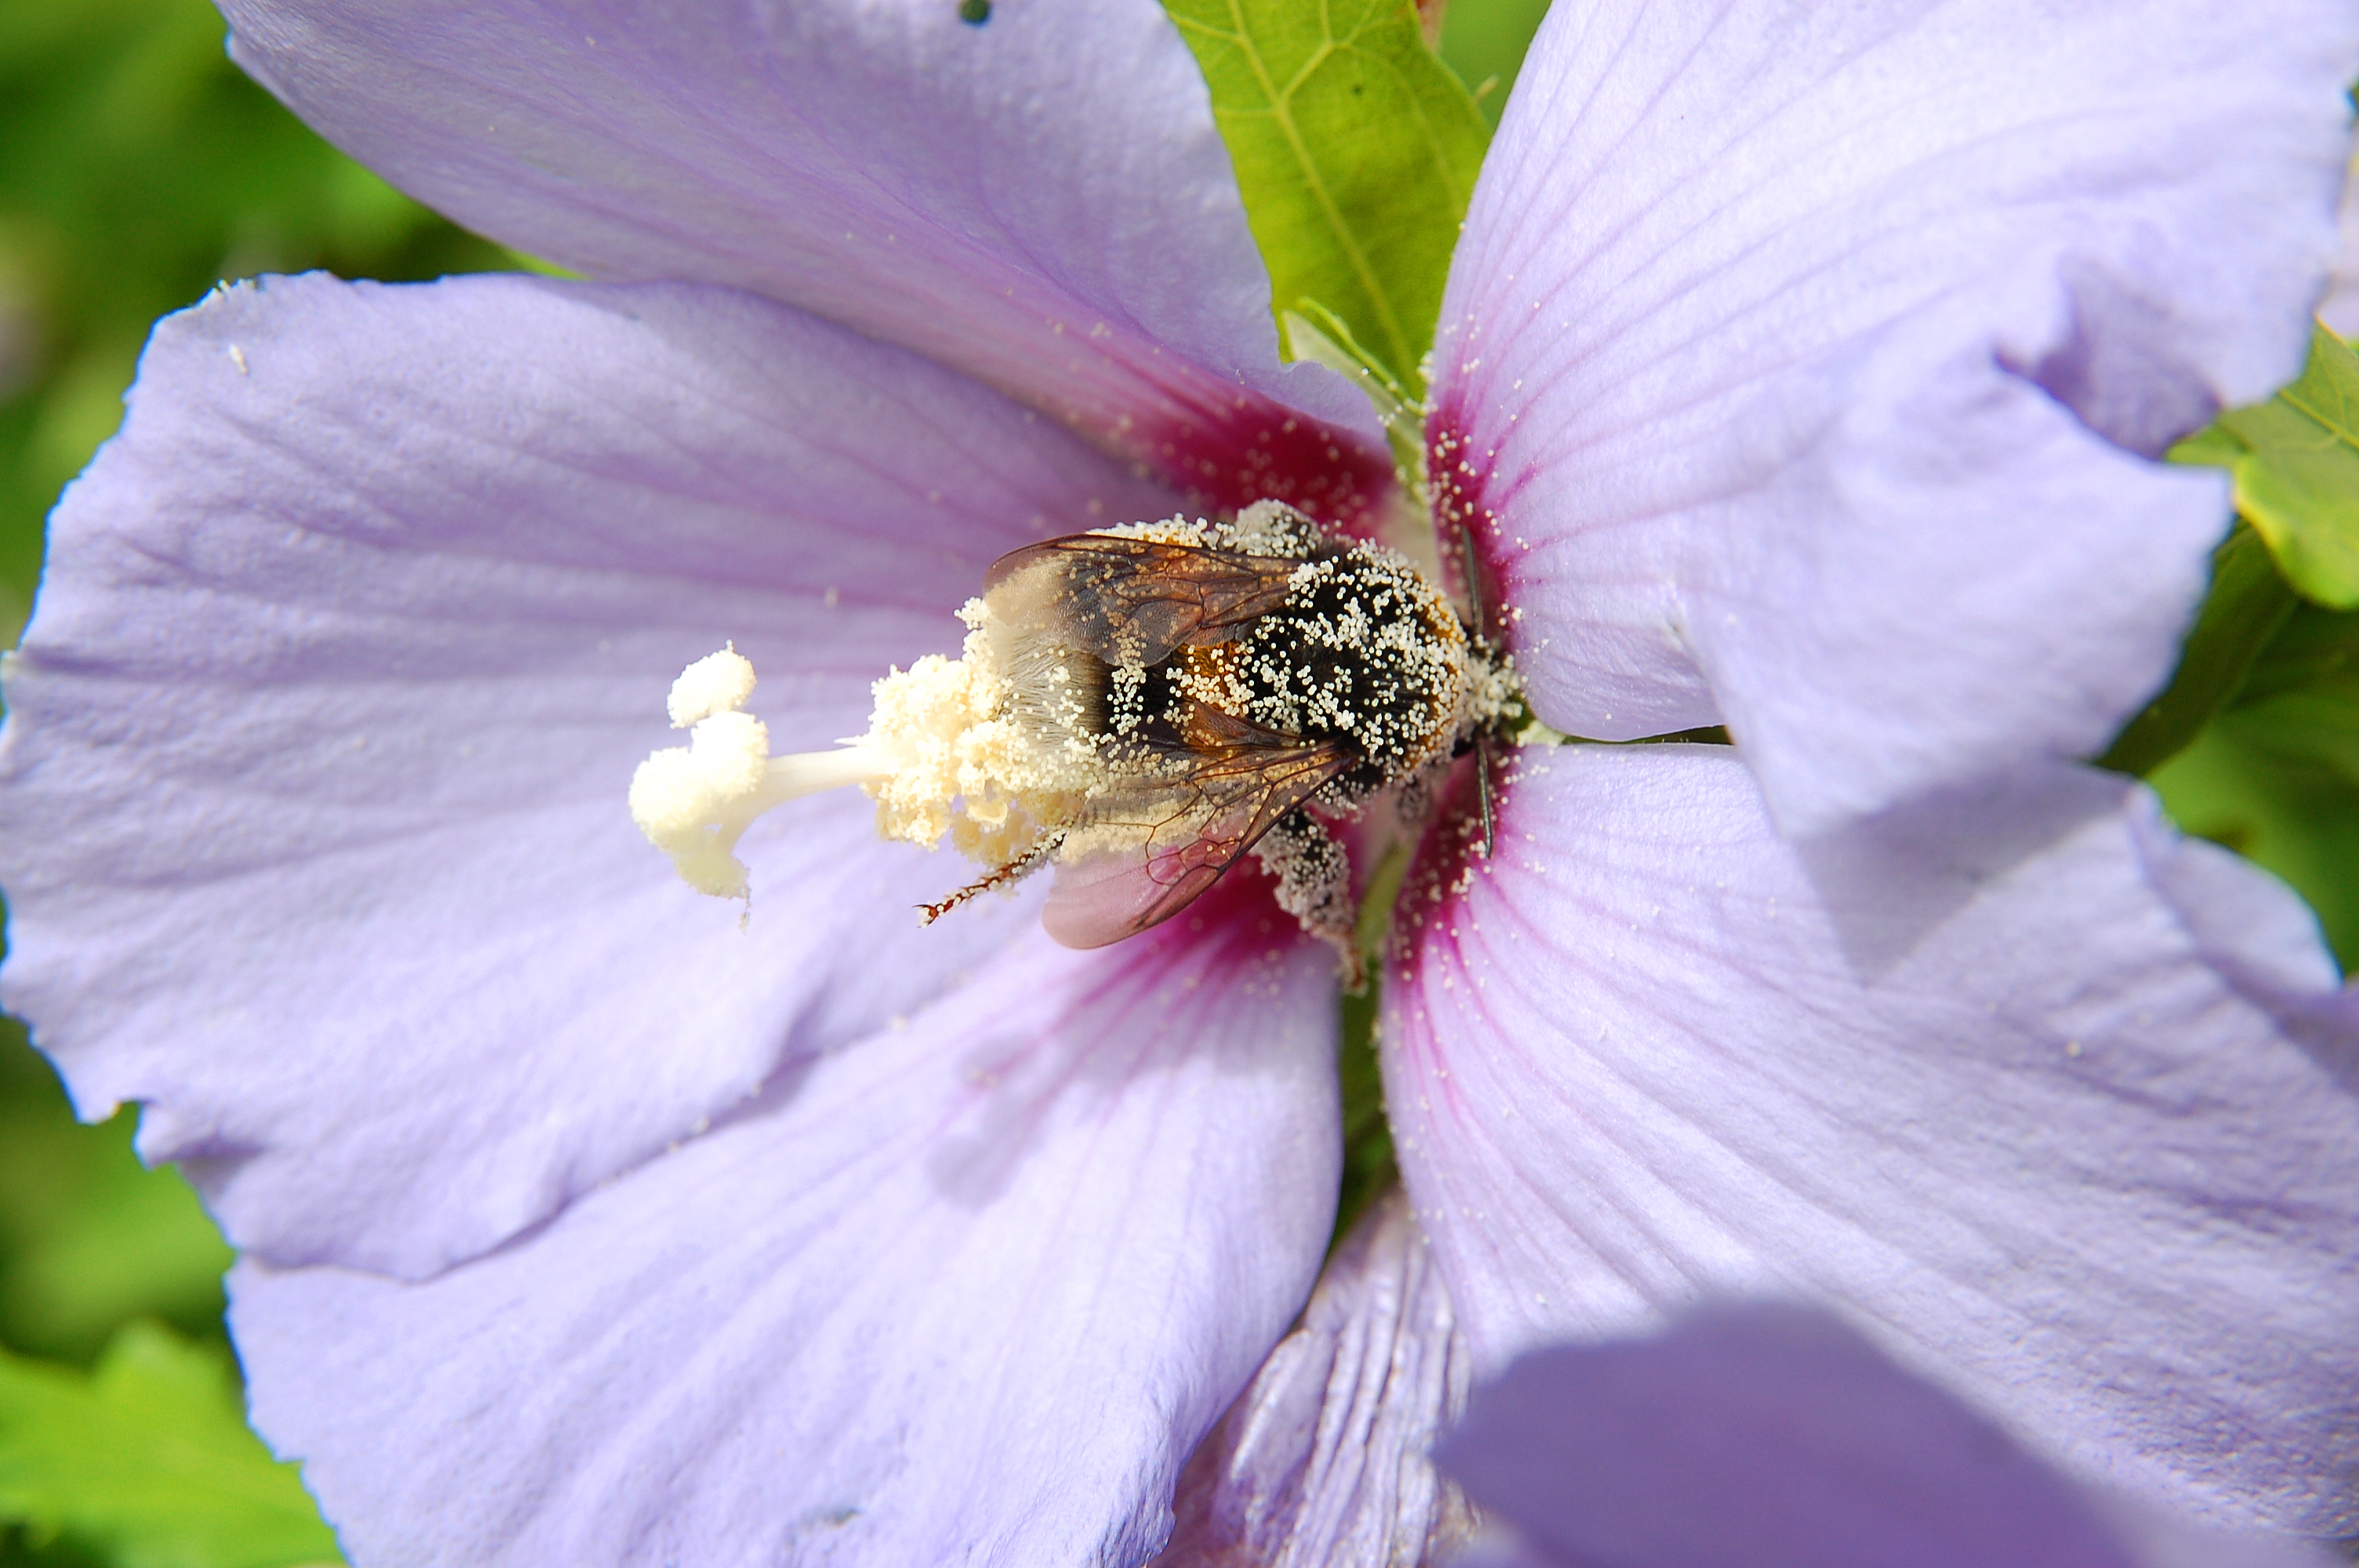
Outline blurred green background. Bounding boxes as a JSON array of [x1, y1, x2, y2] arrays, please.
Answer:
[[0, 0, 2349, 1564]]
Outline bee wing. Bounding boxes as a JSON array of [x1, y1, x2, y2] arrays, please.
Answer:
[[985, 535, 1301, 666], [1040, 735, 1357, 949]]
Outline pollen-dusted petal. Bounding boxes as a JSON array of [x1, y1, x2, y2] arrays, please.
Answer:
[[1384, 746, 2359, 1537], [0, 269, 1183, 1279], [1437, 0, 2359, 833], [665, 645, 757, 728], [231, 891, 1342, 1568], [216, 0, 1390, 517]]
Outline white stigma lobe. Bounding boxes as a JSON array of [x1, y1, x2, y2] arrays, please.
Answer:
[[628, 647, 888, 898]]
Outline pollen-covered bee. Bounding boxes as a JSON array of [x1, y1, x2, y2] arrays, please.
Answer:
[[629, 499, 1519, 964], [918, 500, 1518, 953]]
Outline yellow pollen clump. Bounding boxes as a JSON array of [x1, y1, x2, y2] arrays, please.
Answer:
[[859, 649, 990, 848], [862, 603, 1092, 867]]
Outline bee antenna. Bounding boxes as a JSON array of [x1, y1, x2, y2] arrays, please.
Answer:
[[1458, 519, 1498, 860], [1459, 517, 1488, 640]]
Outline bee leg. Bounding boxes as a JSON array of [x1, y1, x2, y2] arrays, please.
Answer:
[[918, 828, 1067, 926], [1458, 504, 1490, 640], [1252, 809, 1361, 982], [1474, 735, 1496, 860]]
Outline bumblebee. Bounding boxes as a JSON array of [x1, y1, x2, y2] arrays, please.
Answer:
[[922, 501, 1517, 953]]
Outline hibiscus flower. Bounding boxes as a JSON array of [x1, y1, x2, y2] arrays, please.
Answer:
[[1, 1, 2354, 1564]]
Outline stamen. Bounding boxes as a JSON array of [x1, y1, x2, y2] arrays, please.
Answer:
[[629, 626, 1081, 901]]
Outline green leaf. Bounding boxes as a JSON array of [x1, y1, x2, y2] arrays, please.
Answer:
[[1162, 0, 1489, 401], [1332, 837, 1410, 1251], [2172, 325, 2359, 608], [2095, 523, 2298, 776], [0, 1024, 232, 1360], [2152, 601, 2359, 972], [1436, 0, 1553, 126], [0, 1325, 339, 1568], [1278, 300, 1425, 481]]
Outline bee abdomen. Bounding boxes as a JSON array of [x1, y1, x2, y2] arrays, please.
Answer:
[[1228, 548, 1466, 775]]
